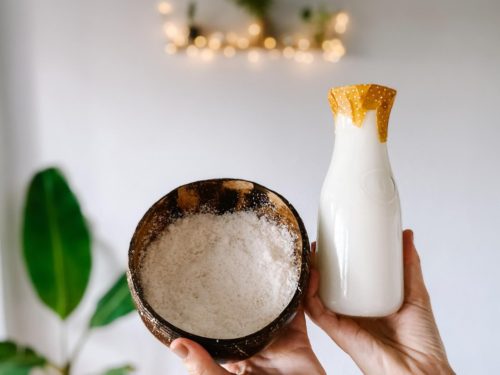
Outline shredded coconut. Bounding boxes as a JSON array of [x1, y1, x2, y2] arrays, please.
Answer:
[[140, 211, 299, 339]]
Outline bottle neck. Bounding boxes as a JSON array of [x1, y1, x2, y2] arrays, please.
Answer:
[[330, 111, 391, 173]]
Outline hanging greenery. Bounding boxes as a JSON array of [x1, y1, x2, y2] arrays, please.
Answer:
[[230, 0, 273, 19]]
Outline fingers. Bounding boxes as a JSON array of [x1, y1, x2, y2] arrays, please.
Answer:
[[170, 338, 232, 375], [305, 267, 376, 366], [288, 304, 308, 331], [402, 230, 431, 308]]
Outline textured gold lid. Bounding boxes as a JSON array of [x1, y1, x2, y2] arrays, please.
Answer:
[[328, 84, 397, 142]]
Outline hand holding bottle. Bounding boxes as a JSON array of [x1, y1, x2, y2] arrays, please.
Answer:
[[306, 230, 455, 375]]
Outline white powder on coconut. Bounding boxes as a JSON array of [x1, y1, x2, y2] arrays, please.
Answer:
[[140, 211, 299, 339]]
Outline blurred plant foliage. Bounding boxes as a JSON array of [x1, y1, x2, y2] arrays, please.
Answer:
[[230, 0, 273, 19], [0, 168, 136, 375]]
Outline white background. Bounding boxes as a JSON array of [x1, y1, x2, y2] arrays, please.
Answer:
[[1, 0, 499, 373]]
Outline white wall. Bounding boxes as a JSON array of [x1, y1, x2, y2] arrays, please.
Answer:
[[1, 0, 499, 373]]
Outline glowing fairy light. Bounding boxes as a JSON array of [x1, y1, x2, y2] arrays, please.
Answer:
[[163, 22, 178, 39], [164, 43, 177, 55], [194, 35, 207, 48], [336, 12, 349, 26], [248, 23, 262, 37], [200, 48, 215, 62], [297, 38, 310, 51], [157, 5, 349, 64], [237, 37, 250, 49], [264, 37, 277, 49], [323, 51, 340, 62], [226, 32, 238, 45], [248, 49, 260, 63], [186, 45, 199, 57], [208, 34, 223, 50], [157, 1, 173, 15], [335, 12, 349, 34], [173, 34, 187, 47], [335, 23, 347, 34]]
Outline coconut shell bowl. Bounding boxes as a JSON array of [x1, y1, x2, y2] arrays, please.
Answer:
[[127, 178, 311, 363]]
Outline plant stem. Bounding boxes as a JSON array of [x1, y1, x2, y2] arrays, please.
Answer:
[[46, 361, 65, 375], [60, 321, 67, 366], [65, 328, 90, 374]]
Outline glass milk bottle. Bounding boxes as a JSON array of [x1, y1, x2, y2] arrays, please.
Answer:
[[317, 84, 403, 317]]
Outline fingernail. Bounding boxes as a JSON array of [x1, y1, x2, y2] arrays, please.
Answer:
[[410, 231, 414, 243], [171, 343, 188, 359]]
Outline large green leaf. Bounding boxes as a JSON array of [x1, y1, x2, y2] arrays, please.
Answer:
[[22, 167, 92, 320], [102, 364, 134, 375], [89, 273, 135, 328], [0, 341, 46, 375]]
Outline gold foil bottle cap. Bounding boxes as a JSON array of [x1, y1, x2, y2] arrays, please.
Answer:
[[328, 84, 397, 142]]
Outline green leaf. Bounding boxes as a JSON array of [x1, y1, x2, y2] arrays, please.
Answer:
[[102, 364, 134, 375], [89, 273, 135, 328], [231, 0, 273, 18], [301, 7, 312, 22], [0, 341, 46, 375], [22, 167, 92, 320]]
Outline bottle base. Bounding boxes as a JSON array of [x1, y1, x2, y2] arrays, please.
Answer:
[[325, 300, 403, 318]]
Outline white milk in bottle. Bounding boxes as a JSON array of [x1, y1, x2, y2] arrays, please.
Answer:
[[317, 84, 403, 317]]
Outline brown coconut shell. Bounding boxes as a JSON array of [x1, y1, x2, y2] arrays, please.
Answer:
[[127, 178, 310, 363]]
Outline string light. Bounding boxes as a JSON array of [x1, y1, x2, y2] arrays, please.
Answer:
[[297, 38, 310, 51], [323, 51, 341, 62], [335, 23, 347, 34], [336, 12, 349, 26], [208, 33, 223, 50], [173, 34, 187, 47], [335, 12, 349, 34], [163, 22, 178, 39], [157, 1, 173, 15], [248, 50, 260, 63], [264, 37, 277, 49], [248, 23, 262, 37], [157, 4, 349, 64], [164, 43, 177, 55], [322, 38, 344, 52], [237, 37, 250, 50], [200, 48, 215, 62], [226, 32, 239, 45], [194, 35, 207, 48], [333, 43, 345, 57]]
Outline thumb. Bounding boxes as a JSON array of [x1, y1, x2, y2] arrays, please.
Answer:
[[170, 338, 231, 375], [403, 229, 431, 308]]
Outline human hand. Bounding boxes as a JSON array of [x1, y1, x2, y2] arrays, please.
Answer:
[[305, 230, 455, 375], [170, 306, 325, 375]]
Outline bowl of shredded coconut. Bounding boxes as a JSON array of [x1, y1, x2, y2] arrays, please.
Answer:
[[127, 178, 310, 362]]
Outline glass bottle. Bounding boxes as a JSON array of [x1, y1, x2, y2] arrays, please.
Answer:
[[317, 84, 403, 317]]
